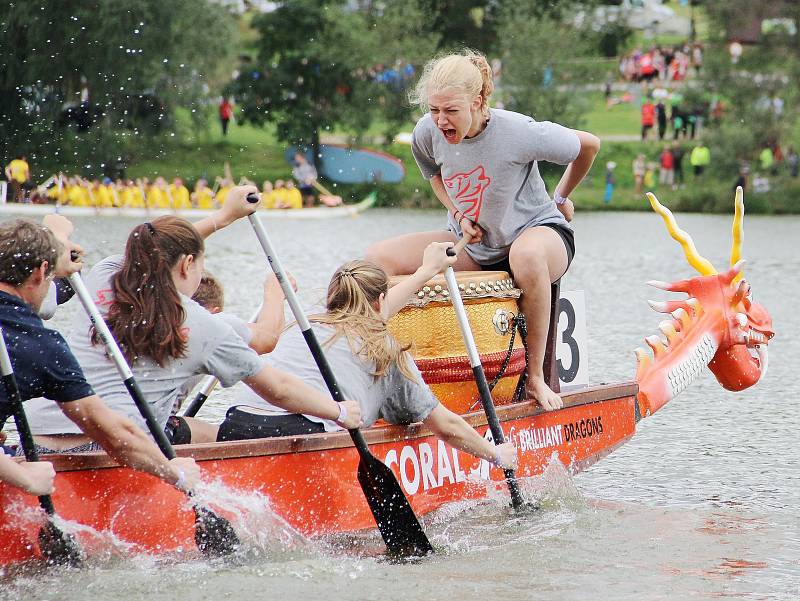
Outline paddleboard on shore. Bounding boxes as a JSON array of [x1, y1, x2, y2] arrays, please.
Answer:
[[286, 144, 405, 184]]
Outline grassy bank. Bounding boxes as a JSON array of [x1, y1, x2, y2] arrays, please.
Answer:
[[49, 106, 800, 214]]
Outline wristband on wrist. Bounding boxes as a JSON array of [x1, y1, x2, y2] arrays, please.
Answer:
[[553, 192, 569, 206], [453, 210, 463, 223], [335, 402, 348, 426]]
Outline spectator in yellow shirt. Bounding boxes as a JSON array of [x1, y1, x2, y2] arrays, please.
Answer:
[[192, 178, 214, 209], [5, 154, 30, 203], [66, 177, 89, 207], [261, 180, 275, 209], [96, 178, 115, 208], [169, 177, 191, 210], [215, 178, 233, 207], [284, 180, 303, 209], [272, 179, 289, 209]]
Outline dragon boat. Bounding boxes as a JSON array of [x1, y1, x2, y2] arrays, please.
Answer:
[[0, 190, 773, 565]]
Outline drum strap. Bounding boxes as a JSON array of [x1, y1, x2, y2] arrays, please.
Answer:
[[468, 313, 529, 412]]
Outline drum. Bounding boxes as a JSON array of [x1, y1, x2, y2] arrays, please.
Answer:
[[387, 271, 526, 414]]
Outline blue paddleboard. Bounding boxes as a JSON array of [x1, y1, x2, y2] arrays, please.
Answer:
[[285, 145, 405, 184]]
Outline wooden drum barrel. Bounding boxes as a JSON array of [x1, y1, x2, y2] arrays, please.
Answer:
[[388, 271, 526, 415]]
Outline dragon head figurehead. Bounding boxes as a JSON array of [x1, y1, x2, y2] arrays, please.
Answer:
[[635, 187, 774, 417]]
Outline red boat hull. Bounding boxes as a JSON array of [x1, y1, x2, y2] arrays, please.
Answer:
[[0, 383, 636, 564]]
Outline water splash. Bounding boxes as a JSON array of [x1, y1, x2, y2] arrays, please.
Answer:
[[187, 478, 311, 558]]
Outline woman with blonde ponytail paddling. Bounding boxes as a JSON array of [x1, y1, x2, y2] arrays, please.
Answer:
[[219, 243, 518, 472], [25, 186, 360, 452], [366, 50, 600, 412]]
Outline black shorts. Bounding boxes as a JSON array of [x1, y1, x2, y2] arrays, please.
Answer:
[[217, 406, 326, 441], [299, 185, 314, 195], [479, 223, 575, 275]]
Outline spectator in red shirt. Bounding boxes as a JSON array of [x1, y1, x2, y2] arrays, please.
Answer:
[[641, 98, 656, 141], [659, 146, 675, 189], [219, 97, 233, 136]]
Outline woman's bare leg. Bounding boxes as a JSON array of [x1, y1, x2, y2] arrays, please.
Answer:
[[366, 230, 480, 275], [508, 227, 570, 411]]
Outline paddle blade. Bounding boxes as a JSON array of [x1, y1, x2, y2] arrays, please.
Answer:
[[357, 454, 433, 558], [194, 506, 240, 557], [38, 520, 82, 567]]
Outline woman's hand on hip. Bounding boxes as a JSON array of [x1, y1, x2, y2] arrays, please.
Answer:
[[557, 198, 574, 222]]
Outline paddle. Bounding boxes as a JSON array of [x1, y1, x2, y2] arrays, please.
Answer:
[[0, 324, 82, 566], [182, 307, 262, 418], [67, 273, 240, 557], [444, 238, 526, 511], [245, 193, 433, 558]]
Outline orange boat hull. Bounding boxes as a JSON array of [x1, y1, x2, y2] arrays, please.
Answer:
[[0, 383, 636, 564]]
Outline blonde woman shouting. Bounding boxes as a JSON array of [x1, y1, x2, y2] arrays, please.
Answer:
[[366, 50, 600, 412]]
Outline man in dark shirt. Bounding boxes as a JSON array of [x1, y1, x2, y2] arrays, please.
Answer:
[[0, 217, 199, 495]]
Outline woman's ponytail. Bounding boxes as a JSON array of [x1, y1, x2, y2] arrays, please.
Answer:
[[97, 216, 204, 366]]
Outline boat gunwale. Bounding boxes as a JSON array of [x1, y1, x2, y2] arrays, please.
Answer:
[[39, 382, 637, 472]]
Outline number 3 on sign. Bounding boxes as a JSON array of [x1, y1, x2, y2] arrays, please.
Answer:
[[556, 290, 588, 390]]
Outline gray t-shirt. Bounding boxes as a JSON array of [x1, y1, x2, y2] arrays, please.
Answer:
[[26, 255, 263, 436], [234, 322, 438, 432], [412, 108, 581, 264]]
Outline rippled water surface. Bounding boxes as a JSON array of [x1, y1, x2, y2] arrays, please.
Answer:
[[2, 208, 799, 600]]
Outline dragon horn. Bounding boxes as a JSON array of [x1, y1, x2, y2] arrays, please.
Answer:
[[730, 186, 744, 283], [647, 278, 692, 293], [720, 259, 747, 286], [647, 192, 717, 276], [648, 299, 694, 314]]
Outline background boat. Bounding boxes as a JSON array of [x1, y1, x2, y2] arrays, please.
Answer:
[[0, 192, 377, 220]]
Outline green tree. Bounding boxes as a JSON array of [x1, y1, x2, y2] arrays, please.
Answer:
[[231, 0, 439, 157], [0, 1, 235, 176], [497, 4, 597, 129], [231, 1, 373, 158], [698, 0, 800, 177]]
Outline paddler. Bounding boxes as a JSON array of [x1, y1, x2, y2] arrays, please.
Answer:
[[24, 187, 361, 452], [366, 50, 600, 411], [218, 244, 518, 472], [0, 215, 200, 493]]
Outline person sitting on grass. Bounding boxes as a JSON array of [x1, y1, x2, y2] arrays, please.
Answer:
[[218, 243, 518, 474]]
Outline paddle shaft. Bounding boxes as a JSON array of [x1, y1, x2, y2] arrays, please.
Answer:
[[183, 306, 262, 418], [0, 327, 57, 515], [245, 196, 433, 556], [66, 273, 239, 557], [311, 180, 335, 197], [245, 210, 373, 459], [445, 243, 525, 510]]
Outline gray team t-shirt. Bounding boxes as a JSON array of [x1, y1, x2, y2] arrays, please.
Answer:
[[234, 321, 438, 431], [26, 255, 263, 436], [412, 108, 581, 264]]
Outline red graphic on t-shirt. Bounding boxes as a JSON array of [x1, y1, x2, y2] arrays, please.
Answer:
[[443, 166, 491, 222]]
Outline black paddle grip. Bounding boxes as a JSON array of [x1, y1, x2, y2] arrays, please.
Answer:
[[246, 193, 260, 204], [446, 247, 456, 257]]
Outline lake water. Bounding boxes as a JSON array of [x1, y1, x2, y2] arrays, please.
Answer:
[[2, 208, 798, 600]]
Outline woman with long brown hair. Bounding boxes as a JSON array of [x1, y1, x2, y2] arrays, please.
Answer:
[[219, 242, 517, 472], [26, 186, 360, 452]]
